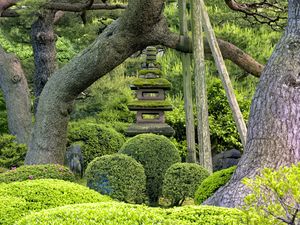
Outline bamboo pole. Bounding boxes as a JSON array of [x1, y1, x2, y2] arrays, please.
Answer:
[[199, 0, 247, 147], [178, 0, 196, 163], [191, 0, 212, 172]]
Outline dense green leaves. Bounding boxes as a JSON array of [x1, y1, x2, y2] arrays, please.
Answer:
[[194, 166, 236, 204], [163, 163, 209, 206], [119, 134, 181, 205], [86, 154, 146, 203], [0, 134, 27, 168], [0, 164, 75, 183]]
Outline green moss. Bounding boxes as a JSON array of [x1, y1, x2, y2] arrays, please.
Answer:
[[0, 164, 75, 183], [119, 134, 180, 206], [194, 166, 236, 204], [0, 179, 111, 225], [131, 78, 171, 89], [86, 154, 146, 203], [128, 100, 172, 110], [163, 163, 210, 206], [139, 69, 162, 76]]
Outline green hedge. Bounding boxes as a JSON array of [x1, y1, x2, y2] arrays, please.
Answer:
[[0, 164, 75, 183], [0, 134, 27, 168], [68, 122, 125, 169], [119, 134, 181, 205], [86, 154, 146, 203], [15, 202, 244, 225], [0, 179, 111, 225], [194, 166, 236, 204], [15, 202, 175, 225], [163, 163, 210, 206], [164, 205, 243, 224]]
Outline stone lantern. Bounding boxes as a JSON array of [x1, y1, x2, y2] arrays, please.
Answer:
[[126, 46, 175, 137]]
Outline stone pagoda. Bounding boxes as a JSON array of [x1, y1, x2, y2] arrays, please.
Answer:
[[126, 46, 175, 137]]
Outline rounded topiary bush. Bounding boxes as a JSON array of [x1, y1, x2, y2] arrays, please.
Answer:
[[0, 134, 27, 168], [0, 164, 75, 183], [15, 202, 175, 225], [163, 163, 210, 206], [68, 122, 125, 169], [119, 133, 181, 205], [0, 179, 111, 224], [194, 166, 236, 204], [164, 205, 243, 225], [86, 154, 146, 203]]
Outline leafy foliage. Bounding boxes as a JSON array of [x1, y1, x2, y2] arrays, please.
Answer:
[[0, 164, 75, 183], [15, 202, 176, 225], [0, 179, 111, 225], [194, 166, 236, 204], [119, 134, 181, 205], [163, 163, 210, 206], [242, 164, 300, 225], [0, 134, 27, 168], [86, 154, 146, 203], [68, 122, 125, 169], [164, 205, 243, 224], [0, 93, 8, 134]]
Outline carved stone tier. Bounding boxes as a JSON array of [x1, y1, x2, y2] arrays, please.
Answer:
[[126, 123, 175, 137], [128, 100, 173, 111], [130, 78, 171, 90]]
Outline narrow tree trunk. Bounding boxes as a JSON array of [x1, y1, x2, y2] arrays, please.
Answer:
[[31, 11, 57, 113], [191, 0, 212, 172], [178, 0, 196, 163], [205, 0, 300, 207], [0, 47, 32, 144]]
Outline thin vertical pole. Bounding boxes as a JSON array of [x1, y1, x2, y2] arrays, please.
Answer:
[[178, 0, 196, 163], [191, 0, 212, 172], [199, 0, 247, 147]]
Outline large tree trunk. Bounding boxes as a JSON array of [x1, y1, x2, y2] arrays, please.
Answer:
[[204, 0, 300, 207], [31, 11, 57, 113], [24, 0, 174, 164], [0, 47, 32, 144]]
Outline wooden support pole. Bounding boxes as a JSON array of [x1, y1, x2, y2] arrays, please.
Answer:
[[199, 0, 247, 147], [178, 0, 196, 163], [191, 0, 212, 172]]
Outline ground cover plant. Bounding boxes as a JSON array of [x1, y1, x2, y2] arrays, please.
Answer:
[[0, 179, 111, 225], [86, 153, 146, 203], [0, 164, 75, 183]]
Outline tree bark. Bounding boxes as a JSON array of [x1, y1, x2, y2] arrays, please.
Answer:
[[204, 0, 300, 207], [0, 47, 32, 144], [31, 11, 57, 113], [25, 0, 173, 164]]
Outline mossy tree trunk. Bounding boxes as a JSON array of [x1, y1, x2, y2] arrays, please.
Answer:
[[205, 0, 300, 207]]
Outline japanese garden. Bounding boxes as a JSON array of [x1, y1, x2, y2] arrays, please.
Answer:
[[0, 0, 299, 224]]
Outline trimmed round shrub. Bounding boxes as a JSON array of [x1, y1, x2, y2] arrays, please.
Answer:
[[0, 164, 75, 183], [194, 166, 236, 204], [68, 122, 125, 169], [163, 163, 210, 206], [164, 205, 243, 224], [0, 179, 111, 224], [15, 202, 177, 225], [86, 154, 146, 203], [119, 133, 181, 205], [0, 134, 27, 168]]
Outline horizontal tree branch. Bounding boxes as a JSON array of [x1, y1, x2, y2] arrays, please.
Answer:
[[45, 3, 127, 12]]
